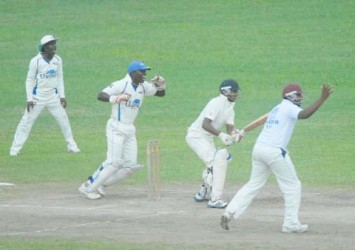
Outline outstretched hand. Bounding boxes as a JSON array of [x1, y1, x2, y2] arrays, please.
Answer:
[[297, 84, 334, 120], [321, 84, 333, 101]]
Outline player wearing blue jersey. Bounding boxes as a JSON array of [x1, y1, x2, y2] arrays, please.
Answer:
[[10, 35, 80, 156], [79, 61, 166, 199]]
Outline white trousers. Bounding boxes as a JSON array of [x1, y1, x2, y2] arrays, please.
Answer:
[[186, 134, 229, 201], [226, 145, 302, 227], [105, 119, 137, 167], [10, 98, 75, 153], [88, 119, 138, 187], [185, 135, 215, 167]]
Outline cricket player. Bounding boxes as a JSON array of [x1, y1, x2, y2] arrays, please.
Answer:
[[79, 60, 166, 199], [220, 83, 333, 233], [10, 35, 80, 156], [186, 79, 244, 209]]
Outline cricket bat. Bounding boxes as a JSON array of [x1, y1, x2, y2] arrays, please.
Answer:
[[242, 113, 269, 133]]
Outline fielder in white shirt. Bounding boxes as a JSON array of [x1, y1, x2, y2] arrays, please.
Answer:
[[10, 35, 80, 156], [79, 60, 166, 200], [186, 79, 244, 209], [220, 83, 333, 233]]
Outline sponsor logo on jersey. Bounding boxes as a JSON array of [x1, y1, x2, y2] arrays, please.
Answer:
[[265, 107, 279, 129], [126, 99, 141, 108], [39, 69, 57, 79]]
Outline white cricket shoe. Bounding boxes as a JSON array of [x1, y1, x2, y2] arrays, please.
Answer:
[[68, 145, 80, 153], [10, 150, 19, 156], [194, 185, 210, 202], [207, 199, 228, 209], [97, 186, 106, 196], [282, 224, 308, 233], [220, 215, 230, 230], [79, 183, 101, 200]]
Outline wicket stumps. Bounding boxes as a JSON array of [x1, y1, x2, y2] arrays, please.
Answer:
[[147, 140, 161, 200]]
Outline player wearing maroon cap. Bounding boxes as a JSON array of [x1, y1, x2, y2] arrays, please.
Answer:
[[220, 83, 333, 233]]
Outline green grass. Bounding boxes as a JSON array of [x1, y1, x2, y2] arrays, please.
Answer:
[[0, 0, 354, 248]]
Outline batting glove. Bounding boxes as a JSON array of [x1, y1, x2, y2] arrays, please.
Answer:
[[150, 75, 166, 91], [218, 132, 234, 146], [231, 129, 245, 143], [109, 93, 131, 103]]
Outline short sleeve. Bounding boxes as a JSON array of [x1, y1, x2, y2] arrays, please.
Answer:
[[204, 99, 219, 120], [288, 104, 302, 120], [102, 80, 125, 95]]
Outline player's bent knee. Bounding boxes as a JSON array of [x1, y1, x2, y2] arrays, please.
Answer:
[[215, 148, 232, 163], [112, 159, 125, 169], [128, 164, 144, 172]]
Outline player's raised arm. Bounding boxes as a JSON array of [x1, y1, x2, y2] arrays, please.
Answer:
[[298, 84, 333, 119], [150, 75, 166, 97]]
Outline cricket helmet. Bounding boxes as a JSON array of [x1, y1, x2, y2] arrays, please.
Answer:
[[220, 79, 240, 102], [282, 83, 303, 106]]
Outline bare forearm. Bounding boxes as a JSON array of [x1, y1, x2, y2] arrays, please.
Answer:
[[298, 84, 333, 119], [202, 119, 220, 136], [226, 124, 235, 135], [298, 98, 325, 119]]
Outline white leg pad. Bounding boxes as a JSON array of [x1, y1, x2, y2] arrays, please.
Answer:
[[202, 167, 213, 187], [103, 164, 143, 187], [88, 164, 117, 191], [210, 148, 229, 201]]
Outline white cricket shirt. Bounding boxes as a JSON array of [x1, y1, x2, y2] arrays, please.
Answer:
[[103, 74, 157, 124], [25, 53, 65, 102], [188, 94, 235, 136], [256, 99, 302, 149]]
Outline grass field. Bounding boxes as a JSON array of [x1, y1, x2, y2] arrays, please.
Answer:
[[0, 0, 354, 249]]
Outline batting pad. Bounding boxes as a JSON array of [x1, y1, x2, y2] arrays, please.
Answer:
[[210, 148, 229, 201], [89, 165, 117, 191], [103, 165, 143, 186]]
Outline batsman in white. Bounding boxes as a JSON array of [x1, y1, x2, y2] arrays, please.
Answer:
[[220, 83, 333, 233], [9, 35, 80, 156], [79, 60, 166, 199], [186, 79, 244, 209]]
